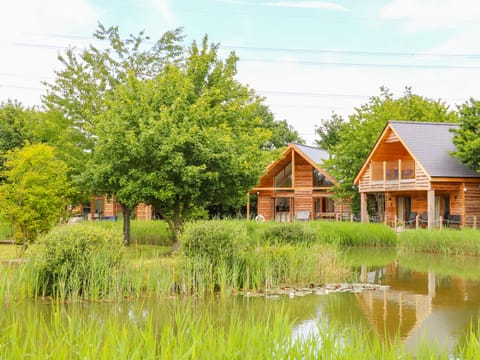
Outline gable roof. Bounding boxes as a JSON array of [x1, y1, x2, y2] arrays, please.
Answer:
[[354, 121, 480, 184], [389, 121, 480, 178], [253, 143, 337, 190], [294, 143, 329, 165]]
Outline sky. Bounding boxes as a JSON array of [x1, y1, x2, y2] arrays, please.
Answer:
[[1, 0, 480, 145]]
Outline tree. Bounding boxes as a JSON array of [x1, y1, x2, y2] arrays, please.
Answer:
[[87, 37, 274, 244], [0, 101, 32, 177], [452, 99, 480, 171], [43, 23, 186, 239], [42, 23, 185, 175], [315, 113, 346, 151], [0, 144, 71, 251], [255, 105, 304, 150], [322, 87, 459, 214]]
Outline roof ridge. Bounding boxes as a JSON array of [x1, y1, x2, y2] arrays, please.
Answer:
[[293, 143, 327, 152], [389, 120, 458, 126]]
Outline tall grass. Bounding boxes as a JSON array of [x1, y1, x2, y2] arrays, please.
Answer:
[[181, 220, 350, 294], [84, 219, 173, 246], [398, 228, 480, 256], [309, 221, 398, 247], [0, 299, 472, 359]]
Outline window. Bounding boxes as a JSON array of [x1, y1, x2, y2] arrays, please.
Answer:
[[275, 162, 292, 188], [313, 169, 333, 187]]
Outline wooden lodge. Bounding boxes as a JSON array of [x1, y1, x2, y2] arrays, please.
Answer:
[[354, 121, 480, 229], [247, 143, 350, 221], [73, 196, 153, 221]]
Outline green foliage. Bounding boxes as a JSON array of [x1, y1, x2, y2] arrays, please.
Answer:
[[30, 223, 123, 298], [398, 228, 480, 256], [87, 36, 275, 242], [182, 220, 247, 268], [315, 113, 346, 151], [262, 222, 317, 245], [309, 221, 398, 247], [0, 144, 72, 245], [322, 87, 459, 212], [0, 220, 13, 241], [243, 243, 345, 290], [452, 98, 480, 172], [87, 219, 174, 246], [0, 100, 30, 175], [43, 23, 185, 157]]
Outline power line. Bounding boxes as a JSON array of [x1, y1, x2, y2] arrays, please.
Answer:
[[222, 45, 480, 59], [0, 84, 43, 91], [5, 38, 480, 62], [240, 58, 480, 70]]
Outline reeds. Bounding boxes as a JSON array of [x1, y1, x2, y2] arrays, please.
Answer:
[[79, 219, 174, 246], [398, 228, 480, 256], [0, 299, 471, 359]]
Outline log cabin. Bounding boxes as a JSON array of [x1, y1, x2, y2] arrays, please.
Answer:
[[73, 196, 153, 221], [247, 143, 350, 221], [354, 121, 480, 229]]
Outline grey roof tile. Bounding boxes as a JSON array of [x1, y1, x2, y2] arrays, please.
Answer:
[[294, 143, 329, 165], [389, 121, 480, 178]]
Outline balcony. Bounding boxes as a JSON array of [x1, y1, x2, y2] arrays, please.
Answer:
[[371, 160, 415, 185]]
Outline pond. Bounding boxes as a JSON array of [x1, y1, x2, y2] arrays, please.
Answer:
[[308, 248, 480, 355], [3, 248, 480, 357]]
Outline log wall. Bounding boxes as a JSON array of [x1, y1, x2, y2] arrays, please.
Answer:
[[464, 183, 480, 227]]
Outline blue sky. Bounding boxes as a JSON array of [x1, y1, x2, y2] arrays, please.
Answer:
[[2, 0, 480, 144]]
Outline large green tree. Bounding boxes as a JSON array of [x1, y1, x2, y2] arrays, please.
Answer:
[[452, 99, 480, 171], [315, 113, 346, 151], [322, 87, 459, 214], [87, 37, 274, 244], [0, 144, 71, 251], [42, 23, 185, 175], [0, 101, 32, 176]]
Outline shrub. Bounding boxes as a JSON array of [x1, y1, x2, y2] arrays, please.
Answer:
[[181, 220, 248, 293], [181, 220, 247, 268], [30, 223, 123, 298], [262, 223, 317, 245]]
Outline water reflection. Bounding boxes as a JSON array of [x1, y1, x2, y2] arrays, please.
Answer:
[[344, 249, 480, 354]]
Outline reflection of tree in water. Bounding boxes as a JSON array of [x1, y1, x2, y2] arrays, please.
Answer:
[[397, 267, 413, 281]]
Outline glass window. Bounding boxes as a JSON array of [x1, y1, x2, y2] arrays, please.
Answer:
[[313, 169, 333, 187], [275, 162, 292, 188]]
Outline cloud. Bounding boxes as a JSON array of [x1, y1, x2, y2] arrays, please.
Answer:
[[264, 1, 347, 11], [0, 0, 98, 40], [150, 0, 177, 26], [0, 0, 100, 106], [217, 0, 346, 11], [380, 0, 479, 31], [216, 0, 248, 4]]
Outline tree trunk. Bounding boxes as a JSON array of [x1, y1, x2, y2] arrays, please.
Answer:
[[123, 206, 132, 246]]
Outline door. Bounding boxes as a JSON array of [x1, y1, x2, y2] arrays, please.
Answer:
[[397, 196, 411, 222]]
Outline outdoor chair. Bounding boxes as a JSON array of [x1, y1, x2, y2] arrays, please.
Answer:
[[406, 212, 417, 228], [420, 211, 428, 228], [446, 214, 461, 229]]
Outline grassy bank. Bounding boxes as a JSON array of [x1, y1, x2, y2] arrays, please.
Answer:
[[398, 228, 480, 256], [0, 299, 475, 359]]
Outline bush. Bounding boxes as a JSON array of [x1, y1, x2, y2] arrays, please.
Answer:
[[181, 220, 247, 267], [262, 223, 317, 245], [181, 220, 248, 293], [30, 223, 123, 298]]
